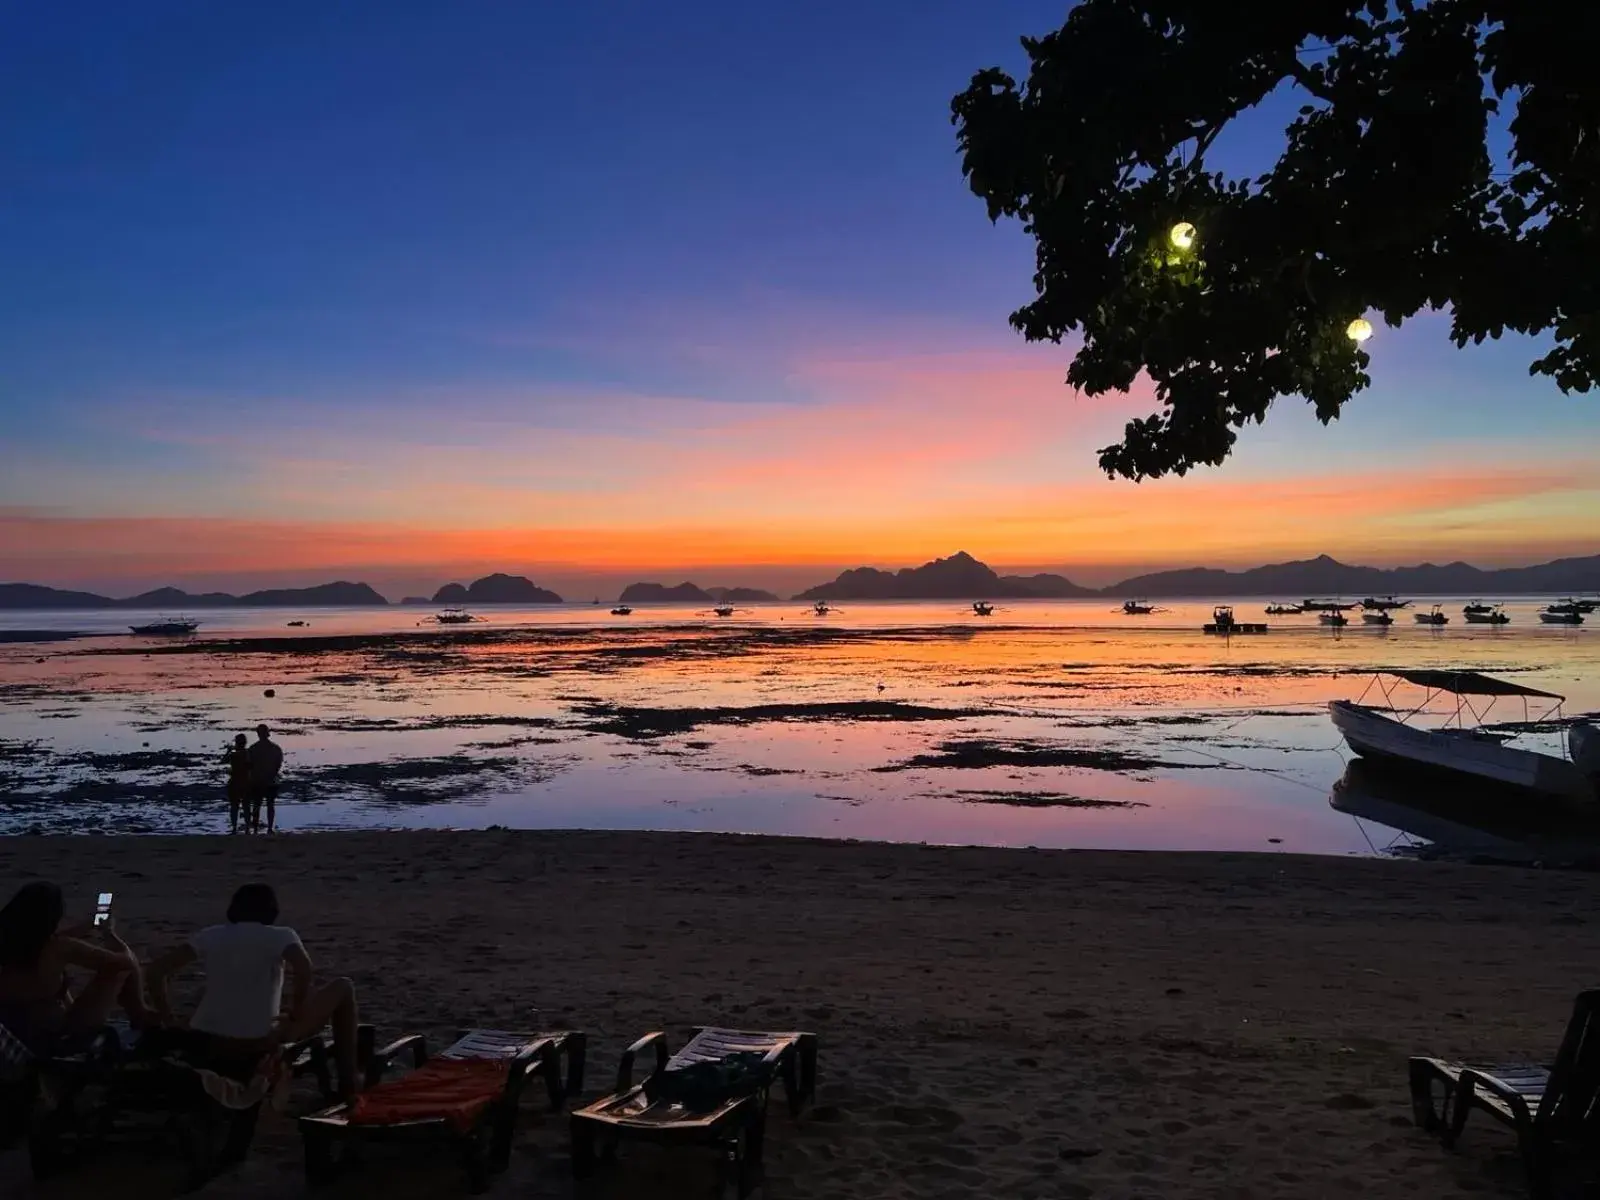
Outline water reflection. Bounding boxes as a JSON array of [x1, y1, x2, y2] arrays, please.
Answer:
[[1330, 759, 1600, 867]]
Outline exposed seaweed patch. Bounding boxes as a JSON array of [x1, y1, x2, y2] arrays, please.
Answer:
[[954, 790, 1147, 809], [875, 738, 1214, 773], [572, 700, 986, 740], [311, 714, 560, 733]]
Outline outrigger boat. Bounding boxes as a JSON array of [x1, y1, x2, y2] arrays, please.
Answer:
[[1121, 599, 1155, 615], [1414, 605, 1449, 625], [712, 603, 736, 617], [809, 600, 835, 616], [1361, 595, 1410, 611], [1463, 601, 1495, 616], [611, 604, 633, 616], [129, 616, 199, 636], [1264, 603, 1303, 615], [1303, 599, 1357, 612], [1463, 604, 1509, 625], [428, 608, 481, 625], [1360, 610, 1393, 626], [1329, 670, 1599, 807], [972, 601, 994, 616], [1318, 611, 1348, 627]]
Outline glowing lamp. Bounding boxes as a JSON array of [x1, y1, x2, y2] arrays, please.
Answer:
[[1168, 221, 1196, 251], [1346, 317, 1374, 343]]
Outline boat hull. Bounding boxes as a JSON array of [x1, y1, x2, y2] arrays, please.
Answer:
[[1330, 700, 1594, 805]]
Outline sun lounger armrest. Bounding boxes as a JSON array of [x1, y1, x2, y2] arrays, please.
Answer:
[[366, 1034, 429, 1088], [1456, 1068, 1535, 1125], [615, 1032, 669, 1094]]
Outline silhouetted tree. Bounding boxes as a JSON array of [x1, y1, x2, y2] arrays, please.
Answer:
[[952, 2, 1597, 480]]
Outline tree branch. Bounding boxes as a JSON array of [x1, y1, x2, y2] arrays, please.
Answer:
[[1286, 60, 1334, 104]]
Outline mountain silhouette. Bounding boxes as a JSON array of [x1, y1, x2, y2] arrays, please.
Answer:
[[618, 581, 713, 602], [431, 574, 562, 604], [1115, 553, 1600, 597], [0, 580, 389, 608], [795, 551, 1095, 600]]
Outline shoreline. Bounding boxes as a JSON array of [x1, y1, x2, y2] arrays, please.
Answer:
[[5, 829, 1600, 1197]]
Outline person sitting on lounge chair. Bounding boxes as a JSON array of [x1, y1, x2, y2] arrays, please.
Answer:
[[148, 883, 363, 1098], [0, 881, 153, 1053]]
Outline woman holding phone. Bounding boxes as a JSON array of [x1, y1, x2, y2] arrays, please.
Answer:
[[0, 881, 153, 1052]]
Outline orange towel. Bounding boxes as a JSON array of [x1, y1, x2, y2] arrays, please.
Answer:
[[349, 1059, 511, 1132]]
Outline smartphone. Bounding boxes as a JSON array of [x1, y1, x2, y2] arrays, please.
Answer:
[[93, 891, 114, 927]]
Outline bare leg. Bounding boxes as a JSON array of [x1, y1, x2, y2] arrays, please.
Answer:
[[229, 792, 240, 834], [284, 978, 359, 1098], [265, 790, 276, 834]]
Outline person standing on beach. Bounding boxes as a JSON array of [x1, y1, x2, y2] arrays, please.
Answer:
[[222, 733, 251, 834], [246, 724, 284, 834]]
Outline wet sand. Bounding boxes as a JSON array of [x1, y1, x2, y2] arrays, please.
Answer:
[[4, 830, 1598, 1198]]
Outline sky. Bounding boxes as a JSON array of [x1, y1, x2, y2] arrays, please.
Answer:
[[3, 1, 1597, 599]]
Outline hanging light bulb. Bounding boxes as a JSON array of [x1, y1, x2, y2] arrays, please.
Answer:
[[1168, 221, 1196, 251], [1346, 317, 1374, 343]]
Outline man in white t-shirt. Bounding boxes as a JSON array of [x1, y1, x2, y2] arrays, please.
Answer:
[[149, 883, 362, 1098]]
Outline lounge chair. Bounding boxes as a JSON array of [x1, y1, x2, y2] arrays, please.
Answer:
[[13, 1021, 345, 1189], [298, 1026, 586, 1193], [569, 1026, 817, 1200], [1409, 989, 1600, 1197]]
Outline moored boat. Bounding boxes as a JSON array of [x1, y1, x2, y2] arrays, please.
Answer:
[[1329, 670, 1595, 806], [1361, 595, 1409, 611], [1121, 600, 1154, 615], [1540, 608, 1584, 625], [1264, 603, 1303, 615], [1318, 611, 1348, 627], [972, 601, 994, 616], [1414, 605, 1449, 625], [1360, 611, 1393, 626], [430, 608, 480, 625], [129, 616, 199, 636], [1203, 605, 1267, 634], [611, 604, 633, 616], [1463, 604, 1509, 625]]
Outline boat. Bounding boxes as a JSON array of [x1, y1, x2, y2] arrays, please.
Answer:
[[431, 608, 480, 625], [1302, 599, 1357, 612], [1360, 611, 1393, 626], [1463, 604, 1509, 625], [810, 600, 834, 616], [1540, 607, 1584, 625], [1361, 595, 1410, 611], [1577, 596, 1600, 614], [972, 601, 994, 616], [286, 620, 309, 627], [1318, 611, 1348, 627], [1328, 670, 1596, 806], [129, 617, 199, 636], [611, 605, 633, 616], [1414, 605, 1449, 625], [1203, 605, 1267, 634], [1264, 603, 1303, 615], [1121, 600, 1155, 615], [1463, 601, 1494, 616], [712, 603, 735, 617], [1545, 599, 1586, 616]]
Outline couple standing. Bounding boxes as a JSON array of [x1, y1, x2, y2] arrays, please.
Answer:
[[224, 725, 283, 834]]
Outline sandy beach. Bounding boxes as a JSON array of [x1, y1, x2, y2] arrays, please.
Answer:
[[3, 830, 1598, 1198]]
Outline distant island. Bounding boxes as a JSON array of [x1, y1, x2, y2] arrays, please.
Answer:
[[0, 580, 388, 609], [795, 551, 1095, 600], [6, 551, 1598, 611], [1112, 552, 1600, 598], [617, 582, 783, 603], [431, 573, 563, 604]]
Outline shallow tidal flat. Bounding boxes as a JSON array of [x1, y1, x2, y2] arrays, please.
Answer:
[[1, 618, 1596, 854]]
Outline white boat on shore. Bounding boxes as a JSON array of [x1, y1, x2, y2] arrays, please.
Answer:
[[1329, 670, 1597, 806]]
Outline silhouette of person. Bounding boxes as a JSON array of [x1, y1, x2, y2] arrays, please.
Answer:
[[222, 734, 250, 834], [245, 725, 284, 834]]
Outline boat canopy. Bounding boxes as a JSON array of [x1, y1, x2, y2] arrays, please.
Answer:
[[1388, 669, 1565, 701]]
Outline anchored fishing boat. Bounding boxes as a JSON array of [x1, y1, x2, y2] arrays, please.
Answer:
[[1121, 600, 1155, 615], [1264, 603, 1303, 615], [1463, 604, 1509, 625], [1329, 670, 1598, 807], [1540, 607, 1584, 625], [972, 601, 994, 616], [129, 616, 199, 636], [1203, 605, 1267, 634], [1361, 595, 1410, 611], [1318, 611, 1348, 627], [428, 608, 481, 625], [611, 604, 633, 616], [1414, 605, 1449, 625]]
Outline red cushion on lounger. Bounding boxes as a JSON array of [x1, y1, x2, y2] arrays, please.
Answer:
[[348, 1059, 510, 1132]]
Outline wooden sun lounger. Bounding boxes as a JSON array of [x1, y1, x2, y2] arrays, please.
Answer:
[[569, 1026, 817, 1200], [1410, 989, 1600, 1198], [298, 1026, 586, 1194]]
